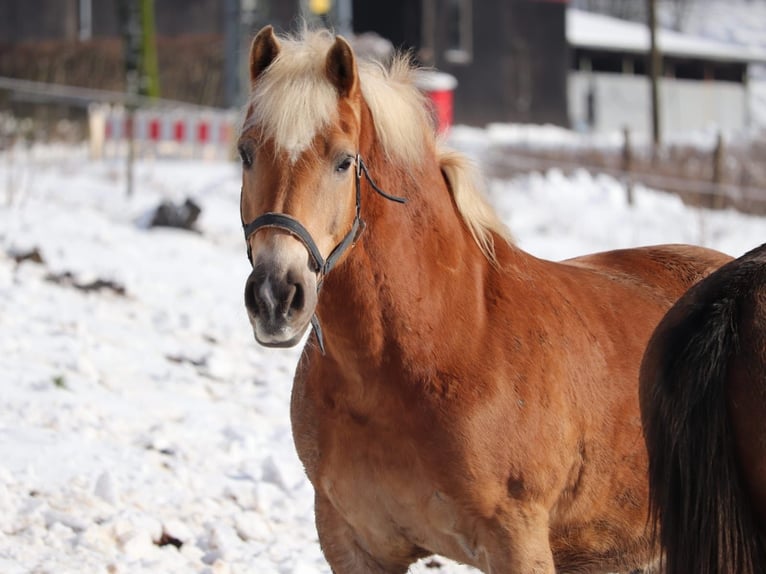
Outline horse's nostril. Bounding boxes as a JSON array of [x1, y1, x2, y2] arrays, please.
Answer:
[[290, 281, 305, 314], [244, 276, 259, 316]]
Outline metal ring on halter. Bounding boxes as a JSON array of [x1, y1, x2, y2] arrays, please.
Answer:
[[242, 154, 407, 353]]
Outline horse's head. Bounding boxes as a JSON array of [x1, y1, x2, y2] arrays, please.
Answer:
[[239, 26, 371, 348]]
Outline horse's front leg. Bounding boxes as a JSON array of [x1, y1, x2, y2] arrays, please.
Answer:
[[314, 494, 410, 574], [485, 502, 556, 574]]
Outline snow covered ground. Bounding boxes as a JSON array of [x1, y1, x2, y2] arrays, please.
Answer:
[[0, 136, 763, 574]]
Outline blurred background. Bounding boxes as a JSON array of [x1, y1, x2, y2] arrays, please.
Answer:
[[1, 2, 765, 574], [2, 0, 766, 210], [2, 0, 765, 119]]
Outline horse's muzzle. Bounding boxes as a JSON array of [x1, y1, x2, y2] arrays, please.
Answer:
[[244, 261, 317, 347]]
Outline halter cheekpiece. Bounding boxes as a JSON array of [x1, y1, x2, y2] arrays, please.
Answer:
[[242, 154, 406, 353]]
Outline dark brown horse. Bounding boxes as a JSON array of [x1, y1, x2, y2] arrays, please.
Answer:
[[640, 242, 766, 574], [238, 26, 731, 573]]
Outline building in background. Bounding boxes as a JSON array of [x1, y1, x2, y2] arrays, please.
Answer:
[[1, 0, 763, 135], [353, 0, 570, 127], [0, 0, 570, 126], [568, 9, 766, 135], [0, 0, 225, 41], [0, 0, 234, 106], [0, 0, 330, 108]]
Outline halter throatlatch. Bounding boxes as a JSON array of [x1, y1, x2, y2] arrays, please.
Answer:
[[242, 154, 406, 354]]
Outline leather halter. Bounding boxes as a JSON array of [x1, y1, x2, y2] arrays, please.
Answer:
[[242, 154, 406, 353]]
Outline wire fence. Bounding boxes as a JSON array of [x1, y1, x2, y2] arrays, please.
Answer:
[[0, 75, 222, 111], [0, 76, 239, 196], [481, 134, 766, 215], [3, 76, 766, 213]]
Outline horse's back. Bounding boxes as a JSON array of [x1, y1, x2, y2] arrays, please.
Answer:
[[564, 243, 731, 303], [639, 242, 766, 574]]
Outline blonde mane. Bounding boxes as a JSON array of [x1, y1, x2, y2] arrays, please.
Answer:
[[245, 28, 512, 259], [437, 146, 513, 262]]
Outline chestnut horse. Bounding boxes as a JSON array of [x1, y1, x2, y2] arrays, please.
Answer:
[[640, 242, 766, 574], [238, 26, 731, 573]]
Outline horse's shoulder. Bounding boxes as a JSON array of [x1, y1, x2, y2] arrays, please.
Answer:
[[561, 243, 732, 300]]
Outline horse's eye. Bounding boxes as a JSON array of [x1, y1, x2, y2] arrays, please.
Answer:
[[336, 156, 353, 173], [238, 144, 253, 169]]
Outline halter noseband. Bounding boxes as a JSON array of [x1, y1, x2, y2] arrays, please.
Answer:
[[242, 154, 406, 353]]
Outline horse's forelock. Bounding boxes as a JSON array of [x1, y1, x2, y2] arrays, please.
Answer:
[[244, 30, 339, 162], [243, 29, 433, 167]]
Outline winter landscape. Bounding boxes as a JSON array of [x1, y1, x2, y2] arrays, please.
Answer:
[[0, 126, 763, 573], [2, 0, 766, 572]]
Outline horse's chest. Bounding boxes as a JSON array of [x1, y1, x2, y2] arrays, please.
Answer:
[[303, 410, 477, 563], [319, 422, 434, 536], [328, 459, 410, 531]]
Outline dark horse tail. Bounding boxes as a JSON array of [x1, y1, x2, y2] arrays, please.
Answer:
[[640, 245, 766, 574]]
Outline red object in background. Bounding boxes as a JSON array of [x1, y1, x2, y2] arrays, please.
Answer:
[[197, 121, 209, 143], [429, 89, 454, 133], [101, 109, 237, 147], [414, 71, 458, 134], [149, 119, 161, 141], [173, 120, 186, 142]]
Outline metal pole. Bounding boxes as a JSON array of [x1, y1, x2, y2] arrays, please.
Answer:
[[140, 0, 160, 99], [336, 0, 353, 36], [79, 0, 92, 41], [117, 0, 141, 197], [126, 66, 138, 198], [126, 105, 135, 198], [648, 0, 661, 149], [223, 0, 242, 108]]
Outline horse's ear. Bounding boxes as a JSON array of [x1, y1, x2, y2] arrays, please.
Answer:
[[325, 36, 358, 97], [249, 25, 280, 84]]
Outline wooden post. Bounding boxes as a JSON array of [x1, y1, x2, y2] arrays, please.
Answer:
[[712, 132, 724, 210], [622, 126, 634, 206], [126, 106, 135, 197], [4, 134, 13, 207], [648, 0, 662, 156], [420, 0, 437, 66]]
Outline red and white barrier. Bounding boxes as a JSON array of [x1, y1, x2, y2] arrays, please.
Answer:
[[89, 104, 238, 160]]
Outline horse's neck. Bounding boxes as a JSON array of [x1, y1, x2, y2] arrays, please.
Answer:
[[316, 152, 499, 372]]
